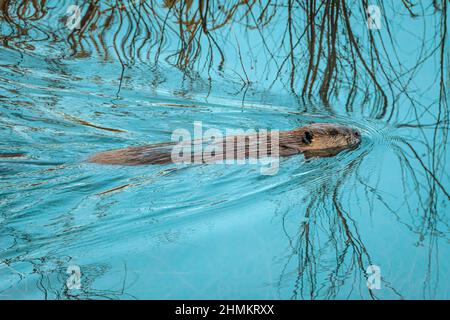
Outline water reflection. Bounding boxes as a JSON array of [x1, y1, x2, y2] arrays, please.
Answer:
[[0, 0, 448, 299]]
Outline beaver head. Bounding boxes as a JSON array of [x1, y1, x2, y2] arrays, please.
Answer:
[[284, 123, 361, 158]]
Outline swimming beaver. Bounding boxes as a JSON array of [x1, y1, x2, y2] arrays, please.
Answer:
[[88, 123, 361, 165]]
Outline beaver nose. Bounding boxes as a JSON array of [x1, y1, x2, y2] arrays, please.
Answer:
[[346, 129, 361, 146], [350, 129, 361, 145]]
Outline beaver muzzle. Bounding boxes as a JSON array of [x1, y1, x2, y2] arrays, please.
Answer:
[[347, 129, 361, 148]]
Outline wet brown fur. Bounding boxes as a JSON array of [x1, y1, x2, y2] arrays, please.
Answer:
[[88, 123, 361, 165]]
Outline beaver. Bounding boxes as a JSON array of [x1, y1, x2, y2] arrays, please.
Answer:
[[88, 123, 361, 165]]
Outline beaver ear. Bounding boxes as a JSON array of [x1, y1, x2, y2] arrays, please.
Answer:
[[302, 131, 313, 144]]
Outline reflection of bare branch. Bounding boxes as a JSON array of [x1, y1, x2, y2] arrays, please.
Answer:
[[0, 0, 448, 300], [1, 0, 446, 111], [0, 248, 136, 300], [276, 134, 445, 299], [399, 139, 450, 200]]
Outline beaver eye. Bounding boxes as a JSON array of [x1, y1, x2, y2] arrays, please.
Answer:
[[302, 131, 313, 144]]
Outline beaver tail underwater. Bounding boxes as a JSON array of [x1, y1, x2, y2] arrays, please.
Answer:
[[88, 123, 361, 165]]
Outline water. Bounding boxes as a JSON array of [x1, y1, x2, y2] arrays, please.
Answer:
[[0, 1, 449, 299]]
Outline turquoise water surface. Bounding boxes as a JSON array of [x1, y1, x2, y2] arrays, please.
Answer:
[[0, 1, 449, 299]]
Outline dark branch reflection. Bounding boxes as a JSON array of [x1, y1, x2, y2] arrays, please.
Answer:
[[0, 0, 448, 299]]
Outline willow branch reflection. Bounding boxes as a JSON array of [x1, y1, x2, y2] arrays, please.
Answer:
[[0, 0, 448, 299]]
